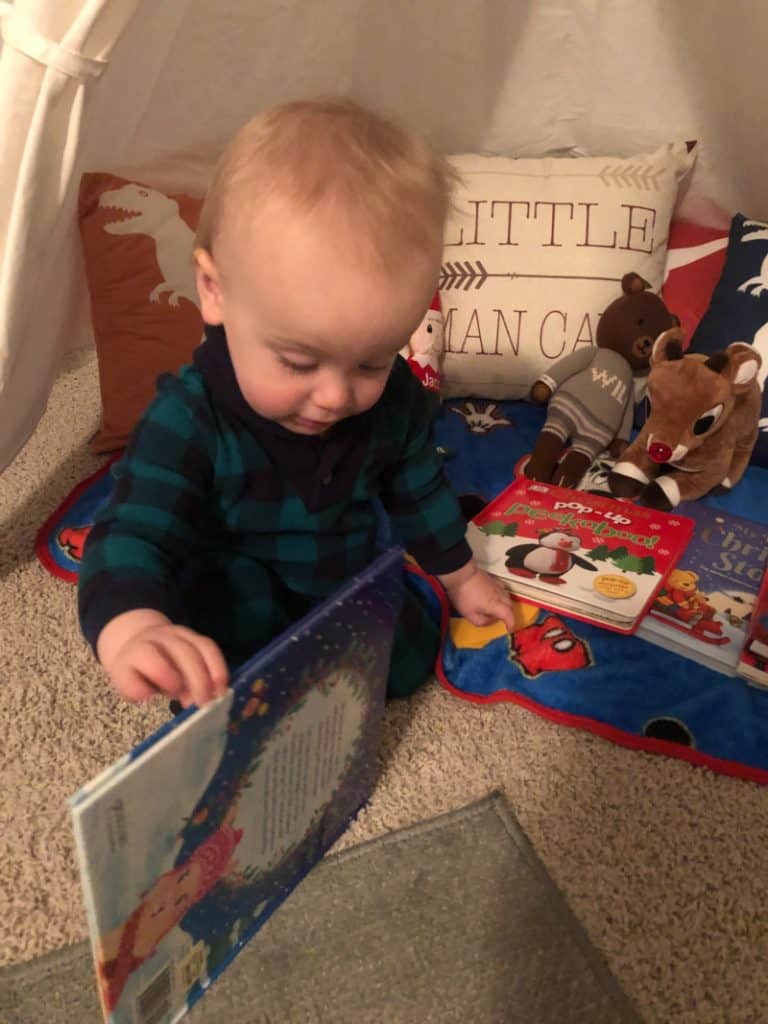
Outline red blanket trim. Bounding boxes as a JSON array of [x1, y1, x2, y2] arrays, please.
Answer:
[[34, 455, 120, 583]]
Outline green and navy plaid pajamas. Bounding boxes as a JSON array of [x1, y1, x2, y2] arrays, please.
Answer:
[[78, 326, 471, 697]]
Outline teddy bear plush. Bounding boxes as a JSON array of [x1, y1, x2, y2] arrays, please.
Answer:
[[608, 329, 762, 509], [525, 273, 678, 488]]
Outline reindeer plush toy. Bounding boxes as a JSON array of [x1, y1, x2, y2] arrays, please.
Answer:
[[608, 329, 762, 509]]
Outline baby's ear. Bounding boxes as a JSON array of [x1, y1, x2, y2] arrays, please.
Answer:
[[193, 247, 224, 324]]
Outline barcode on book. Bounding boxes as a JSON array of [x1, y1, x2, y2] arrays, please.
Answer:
[[136, 965, 172, 1024]]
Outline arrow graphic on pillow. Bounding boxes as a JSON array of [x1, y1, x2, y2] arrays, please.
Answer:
[[597, 164, 664, 189], [439, 261, 621, 291], [440, 261, 490, 290]]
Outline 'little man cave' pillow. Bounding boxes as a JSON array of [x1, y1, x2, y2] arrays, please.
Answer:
[[440, 143, 696, 400]]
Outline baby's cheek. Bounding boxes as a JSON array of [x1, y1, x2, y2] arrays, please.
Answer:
[[355, 379, 388, 413]]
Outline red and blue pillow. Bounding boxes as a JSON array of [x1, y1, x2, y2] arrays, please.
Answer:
[[688, 214, 768, 467], [661, 218, 729, 343]]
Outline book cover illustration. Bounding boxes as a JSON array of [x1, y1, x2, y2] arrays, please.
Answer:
[[69, 549, 404, 1024], [737, 558, 768, 688], [637, 504, 768, 675], [468, 478, 693, 632]]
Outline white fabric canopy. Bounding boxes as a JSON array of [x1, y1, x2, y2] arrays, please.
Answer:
[[1, 0, 767, 472], [0, 0, 190, 470]]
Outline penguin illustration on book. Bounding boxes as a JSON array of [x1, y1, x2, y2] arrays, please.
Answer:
[[505, 530, 597, 585]]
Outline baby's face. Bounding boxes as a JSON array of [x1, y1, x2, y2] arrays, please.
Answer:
[[196, 198, 440, 434]]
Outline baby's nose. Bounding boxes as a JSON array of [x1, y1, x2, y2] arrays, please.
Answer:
[[315, 373, 351, 412]]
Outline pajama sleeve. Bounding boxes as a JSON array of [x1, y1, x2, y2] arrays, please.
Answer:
[[379, 361, 472, 576], [78, 374, 214, 653]]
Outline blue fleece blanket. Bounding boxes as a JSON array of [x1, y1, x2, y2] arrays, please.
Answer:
[[413, 397, 768, 785], [37, 400, 768, 783]]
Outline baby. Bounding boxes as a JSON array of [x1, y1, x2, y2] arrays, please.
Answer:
[[78, 98, 518, 708]]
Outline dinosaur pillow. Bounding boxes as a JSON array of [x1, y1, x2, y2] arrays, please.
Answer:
[[688, 213, 768, 467], [78, 173, 204, 453]]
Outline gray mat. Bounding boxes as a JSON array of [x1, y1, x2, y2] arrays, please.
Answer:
[[0, 793, 641, 1024]]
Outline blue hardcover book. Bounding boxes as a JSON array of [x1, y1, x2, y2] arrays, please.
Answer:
[[635, 504, 768, 675], [69, 548, 404, 1024]]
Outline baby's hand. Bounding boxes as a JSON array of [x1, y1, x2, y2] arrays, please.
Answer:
[[439, 561, 519, 633], [97, 609, 229, 708]]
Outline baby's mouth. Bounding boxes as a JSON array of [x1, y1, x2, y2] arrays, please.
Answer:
[[291, 415, 336, 432]]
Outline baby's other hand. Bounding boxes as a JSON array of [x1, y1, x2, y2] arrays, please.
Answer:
[[97, 610, 229, 708], [439, 562, 519, 633]]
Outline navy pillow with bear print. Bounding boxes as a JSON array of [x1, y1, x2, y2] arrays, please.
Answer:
[[688, 213, 768, 466]]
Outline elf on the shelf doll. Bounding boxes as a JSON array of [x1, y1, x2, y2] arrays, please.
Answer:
[[400, 290, 444, 394]]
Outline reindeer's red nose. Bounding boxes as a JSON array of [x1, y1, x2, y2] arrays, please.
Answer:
[[648, 441, 672, 463]]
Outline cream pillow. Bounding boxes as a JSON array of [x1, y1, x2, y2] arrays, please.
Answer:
[[440, 143, 696, 399]]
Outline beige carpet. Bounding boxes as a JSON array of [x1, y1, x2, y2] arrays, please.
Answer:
[[0, 796, 643, 1024], [2, 348, 768, 1024]]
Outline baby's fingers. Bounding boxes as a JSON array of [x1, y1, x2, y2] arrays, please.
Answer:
[[128, 644, 187, 699], [175, 628, 229, 698], [112, 667, 163, 703], [486, 592, 520, 633], [155, 637, 214, 707], [463, 609, 498, 628]]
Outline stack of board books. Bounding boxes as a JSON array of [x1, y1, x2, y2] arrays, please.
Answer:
[[570, 447, 768, 678], [637, 501, 768, 676], [737, 562, 768, 688], [70, 548, 404, 1024], [502, 452, 768, 679], [467, 477, 694, 634]]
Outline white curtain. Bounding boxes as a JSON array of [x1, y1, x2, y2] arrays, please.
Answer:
[[110, 0, 768, 219], [0, 0, 189, 472], [1, 0, 767, 473]]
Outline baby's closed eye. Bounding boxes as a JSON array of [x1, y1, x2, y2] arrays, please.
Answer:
[[278, 355, 317, 374], [358, 361, 392, 374]]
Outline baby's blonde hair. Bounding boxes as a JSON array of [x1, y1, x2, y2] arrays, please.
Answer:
[[195, 97, 459, 272]]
